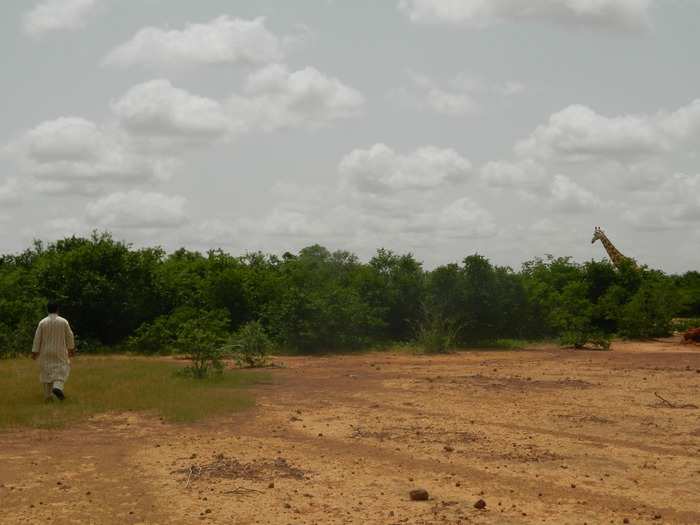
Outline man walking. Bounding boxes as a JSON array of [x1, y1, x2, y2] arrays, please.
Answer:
[[32, 302, 75, 401]]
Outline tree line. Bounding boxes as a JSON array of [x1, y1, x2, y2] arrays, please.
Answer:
[[1, 232, 698, 358]]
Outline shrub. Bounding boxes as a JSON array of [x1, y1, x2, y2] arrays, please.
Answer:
[[619, 280, 677, 338], [227, 321, 272, 368], [671, 318, 700, 333], [415, 305, 461, 354], [559, 331, 610, 350], [127, 308, 229, 355], [175, 317, 229, 379], [0, 319, 37, 359], [549, 281, 609, 350]]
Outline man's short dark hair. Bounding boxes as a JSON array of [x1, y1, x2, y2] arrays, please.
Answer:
[[47, 302, 59, 314]]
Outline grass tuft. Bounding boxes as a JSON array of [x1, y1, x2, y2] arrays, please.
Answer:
[[0, 356, 267, 430]]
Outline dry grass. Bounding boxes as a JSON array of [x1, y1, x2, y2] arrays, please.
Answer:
[[0, 356, 267, 430]]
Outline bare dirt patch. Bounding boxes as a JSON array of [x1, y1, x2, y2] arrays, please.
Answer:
[[2, 337, 700, 524]]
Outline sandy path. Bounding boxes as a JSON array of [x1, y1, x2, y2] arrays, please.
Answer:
[[2, 339, 700, 524]]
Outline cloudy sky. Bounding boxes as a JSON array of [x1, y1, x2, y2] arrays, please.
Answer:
[[1, 0, 699, 272]]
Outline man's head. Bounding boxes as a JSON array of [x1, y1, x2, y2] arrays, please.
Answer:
[[47, 302, 59, 314]]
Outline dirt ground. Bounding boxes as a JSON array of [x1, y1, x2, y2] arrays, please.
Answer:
[[2, 339, 700, 525]]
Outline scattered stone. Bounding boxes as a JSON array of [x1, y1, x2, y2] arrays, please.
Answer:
[[474, 499, 487, 510], [410, 489, 429, 501]]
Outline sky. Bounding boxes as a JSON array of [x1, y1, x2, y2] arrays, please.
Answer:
[[1, 0, 699, 272]]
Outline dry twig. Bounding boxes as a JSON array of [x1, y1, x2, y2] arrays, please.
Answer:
[[654, 392, 698, 409]]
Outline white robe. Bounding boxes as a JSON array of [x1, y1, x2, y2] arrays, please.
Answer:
[[32, 314, 75, 384]]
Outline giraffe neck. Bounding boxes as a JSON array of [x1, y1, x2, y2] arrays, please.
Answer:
[[599, 234, 625, 266]]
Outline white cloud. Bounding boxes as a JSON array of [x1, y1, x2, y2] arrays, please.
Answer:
[[515, 100, 700, 164], [102, 16, 284, 69], [398, 0, 654, 30], [259, 209, 333, 238], [227, 64, 364, 130], [112, 68, 364, 142], [23, 0, 102, 37], [392, 71, 524, 117], [339, 143, 472, 194], [659, 99, 700, 144], [85, 191, 188, 229], [111, 79, 234, 143], [425, 88, 477, 116], [0, 178, 21, 205], [481, 159, 548, 190], [428, 196, 497, 238], [622, 208, 677, 231], [515, 104, 663, 162], [622, 173, 700, 230], [12, 117, 174, 191], [392, 71, 479, 117], [550, 174, 601, 212]]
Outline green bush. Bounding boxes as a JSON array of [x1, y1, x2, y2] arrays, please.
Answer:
[[1, 233, 696, 355], [415, 306, 461, 354], [619, 280, 677, 338], [0, 319, 37, 359], [227, 320, 273, 368], [175, 316, 229, 379], [671, 318, 700, 332], [547, 281, 609, 350], [127, 308, 229, 355]]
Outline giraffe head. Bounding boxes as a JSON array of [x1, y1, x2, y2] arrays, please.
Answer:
[[591, 226, 604, 244]]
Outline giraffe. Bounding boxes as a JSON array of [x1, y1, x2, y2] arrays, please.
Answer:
[[591, 226, 635, 269]]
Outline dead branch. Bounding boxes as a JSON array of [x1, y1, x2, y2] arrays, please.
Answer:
[[223, 487, 264, 496], [654, 392, 698, 409]]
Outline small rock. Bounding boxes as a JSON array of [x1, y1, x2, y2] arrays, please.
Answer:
[[205, 509, 211, 514], [284, 503, 292, 509], [444, 446, 454, 452], [268, 482, 275, 489], [410, 489, 429, 501], [653, 515, 662, 520], [571, 484, 577, 488], [474, 499, 487, 510], [623, 519, 630, 524]]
